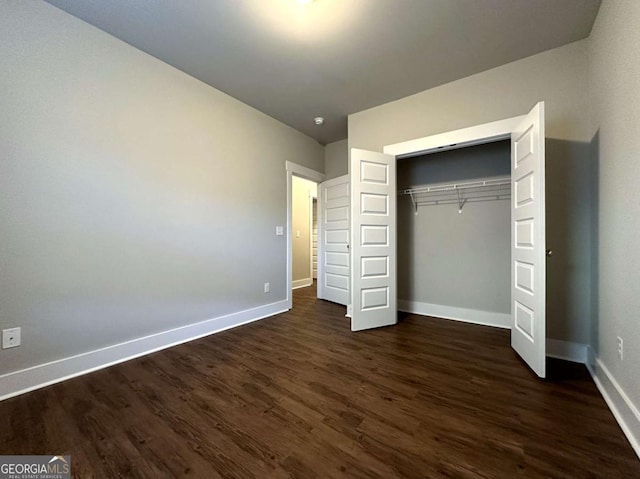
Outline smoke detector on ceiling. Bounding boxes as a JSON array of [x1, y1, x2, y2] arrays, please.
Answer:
[[314, 117, 324, 125]]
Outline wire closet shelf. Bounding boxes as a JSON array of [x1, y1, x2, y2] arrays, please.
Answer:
[[400, 176, 511, 214]]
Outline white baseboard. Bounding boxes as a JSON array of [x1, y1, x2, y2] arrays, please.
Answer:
[[0, 299, 289, 402], [586, 348, 640, 459], [292, 278, 313, 289], [546, 339, 587, 363], [587, 343, 597, 371], [398, 299, 511, 329]]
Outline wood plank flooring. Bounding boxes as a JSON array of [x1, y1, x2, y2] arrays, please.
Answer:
[[1, 285, 638, 478]]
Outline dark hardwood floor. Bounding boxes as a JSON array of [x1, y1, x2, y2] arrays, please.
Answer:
[[1, 285, 638, 478]]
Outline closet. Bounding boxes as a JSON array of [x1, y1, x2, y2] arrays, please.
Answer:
[[347, 103, 546, 376], [396, 141, 512, 328]]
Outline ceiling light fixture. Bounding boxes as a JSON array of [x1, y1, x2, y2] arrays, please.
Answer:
[[314, 117, 324, 125], [250, 1, 357, 42]]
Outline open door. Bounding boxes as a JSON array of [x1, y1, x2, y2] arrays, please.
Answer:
[[350, 149, 397, 331], [317, 175, 350, 306], [511, 102, 546, 378]]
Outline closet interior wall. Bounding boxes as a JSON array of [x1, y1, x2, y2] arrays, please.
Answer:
[[397, 140, 511, 318]]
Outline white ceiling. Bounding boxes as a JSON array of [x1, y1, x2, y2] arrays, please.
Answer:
[[45, 0, 601, 144]]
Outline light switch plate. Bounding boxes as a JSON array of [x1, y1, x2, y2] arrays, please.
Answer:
[[275, 226, 284, 236]]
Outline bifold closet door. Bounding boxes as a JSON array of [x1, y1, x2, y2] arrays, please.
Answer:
[[350, 149, 397, 332], [511, 101, 546, 378], [317, 175, 350, 306]]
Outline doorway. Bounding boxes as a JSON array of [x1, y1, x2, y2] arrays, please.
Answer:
[[397, 140, 512, 328], [291, 175, 318, 290], [285, 161, 325, 310]]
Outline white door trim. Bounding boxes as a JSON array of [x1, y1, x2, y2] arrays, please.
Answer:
[[286, 161, 325, 309], [379, 109, 545, 377], [382, 116, 524, 158]]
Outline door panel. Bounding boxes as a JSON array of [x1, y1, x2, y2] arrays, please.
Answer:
[[318, 175, 350, 306], [312, 199, 318, 279], [351, 149, 396, 331], [511, 102, 546, 378]]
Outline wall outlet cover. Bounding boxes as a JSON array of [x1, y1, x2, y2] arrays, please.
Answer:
[[2, 327, 21, 349]]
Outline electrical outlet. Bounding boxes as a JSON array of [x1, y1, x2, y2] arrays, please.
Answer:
[[2, 327, 21, 349], [617, 336, 623, 360], [264, 282, 270, 293]]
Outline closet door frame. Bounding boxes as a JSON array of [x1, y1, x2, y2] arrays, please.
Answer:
[[381, 111, 545, 376], [383, 116, 523, 159]]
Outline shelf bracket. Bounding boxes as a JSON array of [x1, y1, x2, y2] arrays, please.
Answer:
[[456, 188, 466, 214], [409, 190, 418, 215]]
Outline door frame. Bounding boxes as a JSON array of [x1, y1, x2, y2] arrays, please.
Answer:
[[379, 116, 525, 319], [360, 117, 523, 312], [378, 114, 535, 337], [286, 161, 325, 309], [347, 116, 526, 318], [382, 116, 524, 159]]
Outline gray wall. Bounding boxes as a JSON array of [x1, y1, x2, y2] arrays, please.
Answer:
[[324, 139, 348, 180], [349, 40, 592, 346], [588, 0, 640, 417], [0, 2, 324, 376], [398, 142, 510, 313]]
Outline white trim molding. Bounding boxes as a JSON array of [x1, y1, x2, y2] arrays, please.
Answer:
[[398, 300, 511, 329], [292, 278, 313, 289], [285, 161, 325, 183], [545, 339, 588, 363], [383, 116, 524, 159], [586, 348, 640, 459], [0, 300, 288, 402], [286, 161, 325, 309]]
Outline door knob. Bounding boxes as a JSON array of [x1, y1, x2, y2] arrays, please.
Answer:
[[546, 249, 553, 257]]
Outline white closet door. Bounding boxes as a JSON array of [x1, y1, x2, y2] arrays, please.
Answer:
[[511, 101, 546, 378], [318, 175, 350, 306], [312, 199, 318, 279], [350, 149, 397, 331]]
